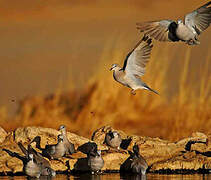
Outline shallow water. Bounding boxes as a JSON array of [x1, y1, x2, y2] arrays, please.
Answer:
[[0, 174, 210, 180]]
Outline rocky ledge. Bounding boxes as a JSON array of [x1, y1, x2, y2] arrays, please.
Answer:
[[0, 126, 210, 174]]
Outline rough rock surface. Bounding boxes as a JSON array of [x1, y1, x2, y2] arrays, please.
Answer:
[[0, 126, 210, 175], [0, 127, 7, 143]]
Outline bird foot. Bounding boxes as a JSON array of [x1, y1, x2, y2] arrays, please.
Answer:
[[106, 148, 115, 153], [95, 170, 103, 175], [187, 39, 199, 45], [107, 147, 127, 154], [98, 170, 103, 174], [116, 147, 128, 154], [131, 90, 136, 95]]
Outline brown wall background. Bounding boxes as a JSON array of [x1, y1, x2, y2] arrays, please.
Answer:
[[0, 0, 210, 115]]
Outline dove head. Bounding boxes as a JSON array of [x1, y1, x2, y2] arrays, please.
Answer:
[[29, 154, 34, 160], [177, 19, 183, 24], [113, 131, 119, 137], [133, 144, 140, 155], [110, 64, 121, 71], [59, 125, 67, 135], [59, 125, 66, 131]]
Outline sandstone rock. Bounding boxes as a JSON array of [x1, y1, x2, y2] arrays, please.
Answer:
[[0, 126, 92, 174], [102, 152, 129, 171], [0, 127, 7, 143], [91, 126, 210, 172], [150, 152, 209, 171], [0, 126, 210, 175]]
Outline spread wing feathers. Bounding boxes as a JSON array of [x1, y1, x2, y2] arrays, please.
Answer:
[[122, 37, 144, 70], [18, 142, 28, 156], [136, 20, 173, 41], [124, 35, 153, 77], [185, 1, 211, 35]]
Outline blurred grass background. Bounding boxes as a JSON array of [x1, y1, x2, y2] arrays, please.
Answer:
[[0, 0, 210, 141]]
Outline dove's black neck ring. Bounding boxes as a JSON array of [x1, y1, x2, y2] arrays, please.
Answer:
[[168, 22, 180, 42]]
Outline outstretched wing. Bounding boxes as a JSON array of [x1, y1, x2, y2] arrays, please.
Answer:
[[185, 1, 211, 35], [136, 20, 174, 41], [18, 142, 28, 156], [123, 35, 153, 77]]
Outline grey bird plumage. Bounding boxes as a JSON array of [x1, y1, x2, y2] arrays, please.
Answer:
[[130, 144, 148, 175], [87, 145, 104, 174], [110, 35, 158, 95], [59, 125, 76, 155], [105, 130, 122, 150], [136, 1, 211, 45], [18, 142, 56, 177], [31, 134, 66, 160], [24, 153, 41, 178], [3, 146, 52, 178]]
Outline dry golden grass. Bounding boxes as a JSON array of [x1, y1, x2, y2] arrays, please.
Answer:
[[0, 35, 210, 141]]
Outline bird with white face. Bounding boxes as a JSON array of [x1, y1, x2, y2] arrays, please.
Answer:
[[136, 1, 211, 45], [110, 35, 158, 95]]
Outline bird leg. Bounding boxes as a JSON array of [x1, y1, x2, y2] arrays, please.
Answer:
[[98, 170, 103, 174], [116, 147, 128, 154], [186, 39, 193, 45], [107, 147, 127, 154], [106, 147, 114, 153], [131, 89, 136, 95]]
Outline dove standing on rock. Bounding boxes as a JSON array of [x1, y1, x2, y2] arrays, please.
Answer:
[[87, 144, 104, 174], [130, 144, 148, 175], [136, 1, 211, 45], [59, 125, 76, 155], [105, 130, 122, 150], [24, 153, 41, 178], [31, 134, 66, 160], [110, 35, 158, 95], [18, 142, 56, 177]]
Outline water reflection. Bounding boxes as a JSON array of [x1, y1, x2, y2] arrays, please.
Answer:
[[0, 174, 210, 180]]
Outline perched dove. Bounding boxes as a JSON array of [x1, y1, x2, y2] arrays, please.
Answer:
[[130, 144, 148, 175], [105, 130, 122, 150], [31, 134, 66, 160], [24, 154, 41, 178], [59, 125, 76, 155], [18, 142, 56, 177], [87, 144, 104, 174]]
